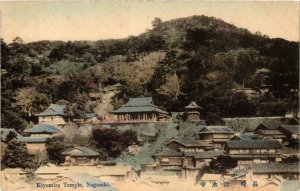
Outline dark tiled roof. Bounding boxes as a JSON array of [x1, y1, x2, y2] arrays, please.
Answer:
[[111, 97, 168, 114], [82, 113, 99, 119], [226, 140, 281, 149], [253, 163, 299, 173], [232, 133, 260, 140], [24, 124, 60, 134], [153, 148, 183, 157], [62, 146, 99, 156], [279, 125, 299, 135], [36, 104, 65, 116], [199, 126, 235, 134], [167, 137, 204, 147], [185, 101, 201, 109], [184, 150, 224, 159]]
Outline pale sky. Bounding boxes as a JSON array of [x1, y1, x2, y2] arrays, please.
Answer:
[[1, 1, 299, 43]]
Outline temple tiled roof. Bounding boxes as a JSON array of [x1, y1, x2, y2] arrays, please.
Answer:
[[226, 140, 281, 149], [24, 124, 60, 134], [62, 146, 99, 156], [36, 104, 65, 116], [279, 125, 299, 135], [198, 126, 235, 134], [252, 163, 299, 173], [153, 148, 183, 157], [111, 97, 168, 114], [167, 137, 204, 147], [232, 133, 260, 140], [258, 130, 284, 135]]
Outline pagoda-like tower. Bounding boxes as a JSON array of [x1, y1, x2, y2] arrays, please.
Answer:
[[185, 101, 201, 122]]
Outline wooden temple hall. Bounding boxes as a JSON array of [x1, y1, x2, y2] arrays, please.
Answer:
[[111, 97, 170, 122]]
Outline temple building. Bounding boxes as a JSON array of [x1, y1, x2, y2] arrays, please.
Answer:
[[36, 104, 66, 126], [111, 97, 170, 123], [61, 146, 100, 166], [185, 101, 201, 122]]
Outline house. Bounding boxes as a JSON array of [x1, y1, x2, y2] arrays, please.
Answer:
[[36, 104, 66, 125], [254, 129, 286, 143], [110, 97, 170, 123], [196, 126, 235, 149], [62, 147, 100, 166], [231, 132, 260, 140], [153, 148, 184, 169], [24, 124, 61, 137], [51, 173, 117, 191], [252, 163, 299, 180], [82, 113, 101, 123], [183, 150, 224, 169], [35, 164, 135, 184], [185, 101, 201, 122], [226, 140, 282, 166], [165, 137, 213, 152], [1, 128, 49, 154]]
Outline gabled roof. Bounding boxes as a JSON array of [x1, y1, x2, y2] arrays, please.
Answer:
[[185, 101, 201, 109], [184, 150, 224, 159], [24, 124, 60, 134], [231, 133, 260, 140], [253, 163, 299, 174], [82, 113, 100, 119], [62, 147, 99, 156], [198, 126, 235, 134], [279, 125, 299, 135], [111, 97, 168, 114], [166, 137, 204, 147], [257, 130, 284, 135], [36, 104, 65, 116], [153, 148, 183, 157], [226, 140, 281, 149]]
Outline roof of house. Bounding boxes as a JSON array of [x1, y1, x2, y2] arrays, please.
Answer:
[[257, 130, 285, 135], [153, 148, 183, 157], [166, 137, 204, 147], [184, 150, 224, 159], [252, 163, 299, 174], [279, 125, 299, 135], [226, 140, 281, 149], [185, 101, 201, 109], [53, 173, 117, 191], [231, 133, 260, 140], [1, 128, 24, 142], [111, 97, 168, 114], [198, 126, 235, 134], [35, 165, 133, 176], [36, 104, 65, 116], [24, 124, 60, 134], [82, 113, 100, 119], [62, 147, 99, 156]]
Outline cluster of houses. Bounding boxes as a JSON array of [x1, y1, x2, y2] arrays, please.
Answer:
[[1, 96, 299, 190]]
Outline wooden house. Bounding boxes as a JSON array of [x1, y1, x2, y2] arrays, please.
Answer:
[[184, 101, 201, 122], [254, 129, 286, 143], [196, 126, 235, 149], [110, 97, 170, 123], [225, 140, 282, 166], [153, 148, 184, 169], [183, 150, 224, 169], [165, 137, 212, 152], [36, 104, 66, 125], [252, 163, 299, 180], [62, 147, 100, 166]]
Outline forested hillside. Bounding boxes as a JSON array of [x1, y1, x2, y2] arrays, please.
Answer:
[[1, 15, 298, 132]]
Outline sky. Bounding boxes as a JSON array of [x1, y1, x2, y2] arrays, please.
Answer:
[[1, 1, 299, 43]]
